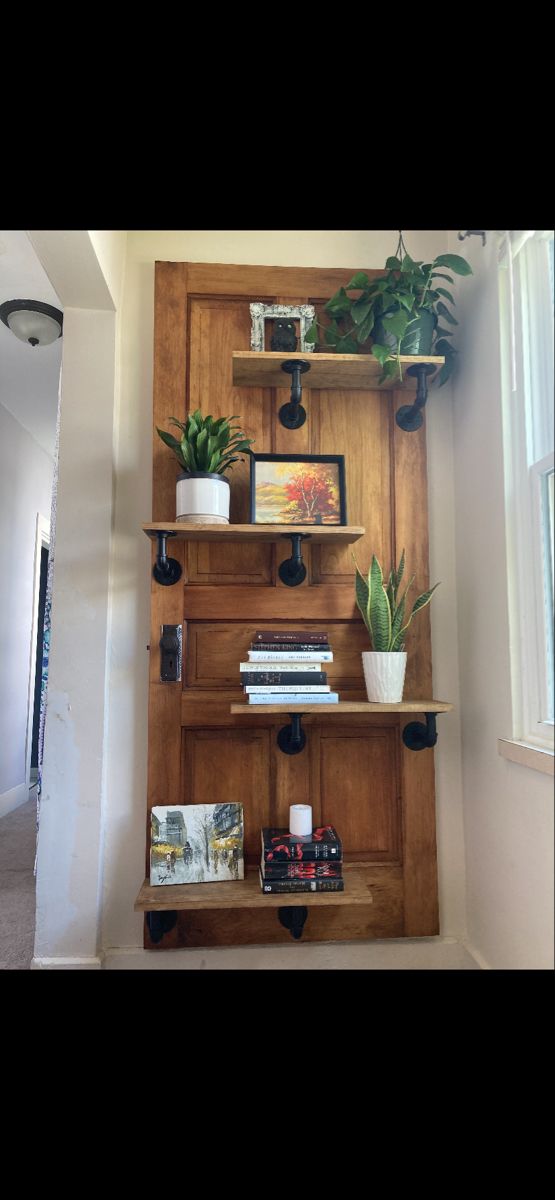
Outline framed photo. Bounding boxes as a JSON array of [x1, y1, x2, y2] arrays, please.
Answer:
[[250, 303, 316, 353], [250, 454, 346, 526], [150, 803, 244, 885]]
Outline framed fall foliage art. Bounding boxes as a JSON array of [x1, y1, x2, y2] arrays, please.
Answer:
[[250, 454, 346, 526]]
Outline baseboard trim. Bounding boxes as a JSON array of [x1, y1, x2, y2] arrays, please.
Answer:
[[0, 781, 29, 819], [459, 939, 492, 970], [104, 938, 480, 971], [31, 957, 103, 970]]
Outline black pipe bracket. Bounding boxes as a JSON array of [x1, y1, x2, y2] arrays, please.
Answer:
[[152, 530, 182, 586], [402, 712, 438, 751], [278, 532, 311, 587], [277, 712, 307, 755], [278, 906, 309, 939], [396, 363, 438, 432], [146, 910, 178, 944], [279, 359, 311, 428]]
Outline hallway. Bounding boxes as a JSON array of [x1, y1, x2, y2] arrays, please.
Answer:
[[0, 794, 36, 969]]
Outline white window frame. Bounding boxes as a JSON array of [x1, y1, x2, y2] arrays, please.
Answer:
[[499, 232, 554, 754]]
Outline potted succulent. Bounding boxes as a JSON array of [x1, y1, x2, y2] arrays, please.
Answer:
[[354, 551, 440, 702], [306, 245, 472, 386], [157, 410, 254, 523]]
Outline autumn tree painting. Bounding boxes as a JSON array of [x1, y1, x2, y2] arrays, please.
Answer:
[[282, 467, 339, 523], [252, 457, 344, 525]]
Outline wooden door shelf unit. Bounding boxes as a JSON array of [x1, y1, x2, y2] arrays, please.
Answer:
[[144, 259, 449, 950], [232, 351, 445, 432], [144, 523, 365, 588], [230, 701, 454, 755]]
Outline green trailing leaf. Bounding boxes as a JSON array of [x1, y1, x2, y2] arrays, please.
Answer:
[[346, 271, 370, 290], [434, 287, 455, 305], [436, 301, 458, 326], [304, 321, 318, 343], [433, 254, 473, 276], [385, 256, 401, 270], [351, 297, 373, 325], [371, 343, 392, 366]]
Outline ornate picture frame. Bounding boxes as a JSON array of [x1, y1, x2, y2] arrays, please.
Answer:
[[250, 303, 316, 353]]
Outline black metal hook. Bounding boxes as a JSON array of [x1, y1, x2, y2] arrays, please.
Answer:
[[277, 712, 307, 755], [402, 712, 438, 751], [458, 230, 486, 246], [278, 359, 311, 428], [278, 532, 310, 587], [395, 363, 437, 432], [152, 530, 182, 586]]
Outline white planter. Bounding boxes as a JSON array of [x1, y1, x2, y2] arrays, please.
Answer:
[[362, 651, 407, 703], [176, 472, 230, 524]]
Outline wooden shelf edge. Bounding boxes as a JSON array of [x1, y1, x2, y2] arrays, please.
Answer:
[[230, 700, 454, 714], [134, 864, 375, 912], [232, 350, 445, 392], [142, 523, 365, 543]]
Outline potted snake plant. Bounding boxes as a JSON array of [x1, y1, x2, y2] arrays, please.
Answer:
[[157, 410, 254, 523], [354, 551, 440, 701]]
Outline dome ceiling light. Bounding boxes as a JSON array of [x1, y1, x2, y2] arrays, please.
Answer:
[[0, 299, 63, 347]]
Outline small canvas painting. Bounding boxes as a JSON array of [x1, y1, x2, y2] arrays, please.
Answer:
[[150, 803, 244, 886], [250, 454, 346, 525]]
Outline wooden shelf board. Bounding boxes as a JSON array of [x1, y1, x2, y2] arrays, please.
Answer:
[[135, 863, 374, 912], [232, 350, 445, 391], [143, 522, 364, 544], [231, 700, 454, 714]]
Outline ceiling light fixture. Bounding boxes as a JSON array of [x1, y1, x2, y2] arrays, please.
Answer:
[[0, 299, 63, 347]]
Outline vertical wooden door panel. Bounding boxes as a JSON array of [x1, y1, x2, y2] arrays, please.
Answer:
[[147, 261, 440, 948]]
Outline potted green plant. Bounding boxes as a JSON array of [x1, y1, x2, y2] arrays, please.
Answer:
[[157, 410, 254, 523], [354, 551, 440, 701], [306, 246, 472, 386]]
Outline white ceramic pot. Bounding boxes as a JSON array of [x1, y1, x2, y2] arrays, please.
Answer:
[[176, 472, 230, 524], [362, 651, 407, 703]]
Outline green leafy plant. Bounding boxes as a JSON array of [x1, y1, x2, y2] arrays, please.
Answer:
[[157, 410, 254, 475], [306, 247, 472, 386], [354, 550, 440, 651]]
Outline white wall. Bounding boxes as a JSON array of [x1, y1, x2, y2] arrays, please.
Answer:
[[450, 231, 554, 970], [101, 230, 468, 955], [0, 405, 53, 816]]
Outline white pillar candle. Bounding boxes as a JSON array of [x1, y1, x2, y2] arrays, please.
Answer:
[[289, 804, 312, 837]]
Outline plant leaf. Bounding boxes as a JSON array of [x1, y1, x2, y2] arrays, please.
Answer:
[[434, 286, 455, 305], [368, 556, 391, 651], [346, 271, 370, 290], [433, 254, 473, 276], [436, 301, 458, 326]]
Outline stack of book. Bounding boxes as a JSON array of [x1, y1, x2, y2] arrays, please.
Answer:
[[260, 825, 344, 893], [240, 630, 338, 705]]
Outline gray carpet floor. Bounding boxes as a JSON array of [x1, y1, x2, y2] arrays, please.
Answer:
[[0, 793, 37, 970]]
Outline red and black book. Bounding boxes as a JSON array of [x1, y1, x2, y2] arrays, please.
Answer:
[[260, 859, 343, 879], [259, 871, 344, 894], [240, 672, 328, 686], [261, 826, 342, 862], [253, 631, 329, 644]]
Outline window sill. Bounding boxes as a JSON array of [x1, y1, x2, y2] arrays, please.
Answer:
[[497, 738, 554, 776]]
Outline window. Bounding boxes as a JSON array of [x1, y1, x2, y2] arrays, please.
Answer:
[[499, 231, 554, 750]]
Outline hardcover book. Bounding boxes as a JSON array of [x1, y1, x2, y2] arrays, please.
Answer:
[[251, 642, 331, 652], [240, 671, 328, 685], [254, 631, 329, 644], [261, 826, 342, 861], [259, 871, 345, 894], [248, 693, 338, 704], [260, 859, 343, 879], [245, 685, 331, 694], [239, 662, 324, 673], [150, 803, 244, 885], [248, 650, 333, 661]]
